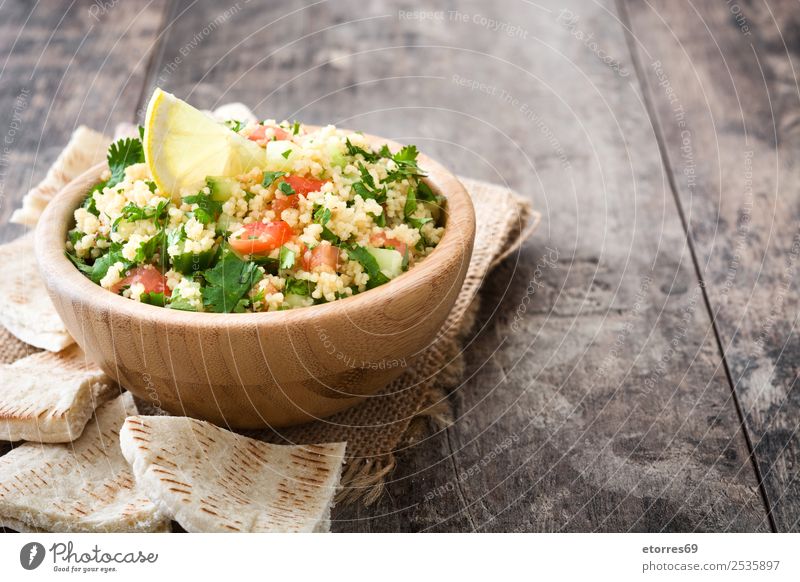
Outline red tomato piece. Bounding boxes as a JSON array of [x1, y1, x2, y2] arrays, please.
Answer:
[[111, 265, 171, 296], [281, 175, 326, 196], [247, 124, 291, 143], [271, 194, 299, 217], [302, 243, 340, 272], [229, 221, 294, 255], [370, 232, 408, 258]]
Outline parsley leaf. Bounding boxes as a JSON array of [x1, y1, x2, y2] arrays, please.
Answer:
[[141, 291, 167, 307], [89, 247, 133, 285], [278, 181, 295, 195], [281, 149, 292, 159], [224, 119, 245, 133], [346, 245, 390, 289], [345, 139, 380, 162], [292, 120, 301, 135], [107, 137, 144, 188], [404, 187, 417, 218], [262, 171, 286, 188], [387, 144, 426, 182], [285, 278, 313, 296], [113, 199, 169, 231], [201, 248, 263, 313], [313, 205, 331, 225], [183, 192, 222, 225], [279, 246, 296, 270]]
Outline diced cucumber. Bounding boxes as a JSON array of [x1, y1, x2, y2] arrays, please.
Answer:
[[328, 141, 346, 168], [206, 176, 239, 202], [366, 246, 404, 279], [284, 293, 315, 309], [266, 140, 295, 171]]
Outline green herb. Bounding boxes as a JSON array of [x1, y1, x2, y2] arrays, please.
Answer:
[[135, 230, 168, 265], [404, 187, 417, 218], [107, 137, 145, 188], [262, 171, 286, 188], [167, 292, 197, 312], [201, 248, 263, 313], [89, 247, 133, 285], [346, 245, 390, 289], [285, 278, 313, 296], [183, 192, 222, 225], [407, 216, 433, 230], [387, 144, 425, 182], [145, 180, 157, 193], [292, 120, 300, 135], [372, 211, 386, 227], [279, 246, 296, 270], [345, 139, 380, 162], [351, 164, 387, 203], [67, 229, 84, 247], [141, 291, 167, 307], [281, 149, 292, 159], [224, 119, 245, 133], [278, 181, 295, 196], [112, 199, 169, 230], [313, 205, 331, 225], [82, 187, 101, 216], [138, 125, 145, 141], [65, 251, 94, 278], [416, 180, 436, 201]]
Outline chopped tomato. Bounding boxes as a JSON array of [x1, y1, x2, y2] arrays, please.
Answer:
[[111, 265, 171, 297], [281, 175, 326, 196], [271, 194, 299, 217], [302, 243, 340, 272], [229, 221, 294, 255], [370, 232, 408, 258], [247, 124, 291, 142]]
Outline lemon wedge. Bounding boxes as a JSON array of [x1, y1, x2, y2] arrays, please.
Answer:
[[143, 88, 266, 196]]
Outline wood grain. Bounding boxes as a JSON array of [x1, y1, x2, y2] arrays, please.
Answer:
[[0, 0, 167, 240], [0, 0, 787, 531], [623, 0, 800, 531]]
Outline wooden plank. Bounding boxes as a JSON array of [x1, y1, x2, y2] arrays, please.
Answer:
[[623, 0, 800, 530], [153, 0, 769, 530], [0, 0, 168, 239]]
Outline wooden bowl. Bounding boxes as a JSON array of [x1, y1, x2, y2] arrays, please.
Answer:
[[34, 138, 475, 428]]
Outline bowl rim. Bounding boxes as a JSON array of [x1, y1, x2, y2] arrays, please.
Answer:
[[35, 133, 476, 328]]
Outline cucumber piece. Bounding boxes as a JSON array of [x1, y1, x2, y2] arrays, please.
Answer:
[[205, 176, 239, 202], [366, 246, 404, 279], [171, 248, 216, 274], [265, 140, 295, 171], [328, 141, 346, 168], [284, 293, 314, 309]]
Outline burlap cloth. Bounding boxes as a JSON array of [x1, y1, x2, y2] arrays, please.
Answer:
[[1, 125, 539, 506]]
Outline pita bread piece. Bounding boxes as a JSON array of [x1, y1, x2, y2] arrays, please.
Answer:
[[0, 345, 117, 443], [0, 233, 74, 352], [11, 126, 110, 226], [0, 393, 170, 532], [120, 416, 346, 532]]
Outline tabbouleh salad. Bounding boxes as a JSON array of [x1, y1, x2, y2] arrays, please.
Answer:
[[66, 117, 445, 313]]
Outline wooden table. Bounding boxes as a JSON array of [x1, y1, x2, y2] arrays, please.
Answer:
[[1, 0, 797, 532]]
